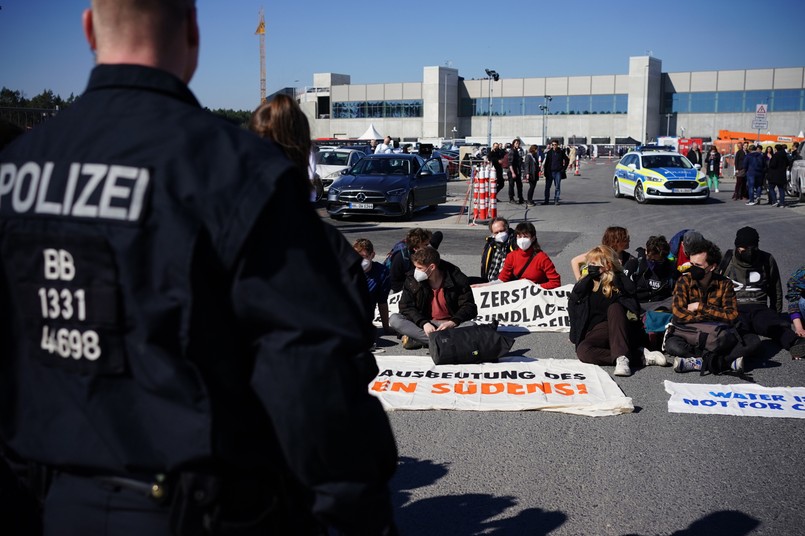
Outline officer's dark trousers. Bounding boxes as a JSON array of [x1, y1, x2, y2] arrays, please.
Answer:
[[44, 472, 171, 536], [739, 304, 797, 350]]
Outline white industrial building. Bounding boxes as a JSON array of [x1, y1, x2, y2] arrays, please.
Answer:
[[292, 55, 805, 145]]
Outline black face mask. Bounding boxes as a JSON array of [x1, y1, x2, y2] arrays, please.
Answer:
[[587, 265, 601, 280], [735, 247, 756, 264], [688, 266, 706, 281]]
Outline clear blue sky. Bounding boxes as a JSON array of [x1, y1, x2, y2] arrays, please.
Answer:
[[1, 0, 804, 111]]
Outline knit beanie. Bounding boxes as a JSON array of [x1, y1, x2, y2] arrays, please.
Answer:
[[734, 226, 760, 248]]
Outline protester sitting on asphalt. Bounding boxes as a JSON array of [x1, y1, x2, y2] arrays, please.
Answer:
[[497, 222, 561, 288], [718, 227, 805, 360], [786, 264, 805, 359], [388, 227, 443, 292], [390, 247, 477, 350], [480, 217, 517, 283], [571, 226, 639, 281], [665, 240, 748, 374], [354, 238, 392, 339], [568, 246, 668, 377], [633, 235, 680, 308]]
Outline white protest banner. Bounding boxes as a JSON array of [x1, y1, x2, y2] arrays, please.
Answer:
[[665, 380, 805, 419], [375, 280, 573, 333], [472, 281, 572, 332], [370, 356, 633, 416]]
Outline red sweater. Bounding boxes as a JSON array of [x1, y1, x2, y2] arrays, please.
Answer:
[[498, 248, 561, 288]]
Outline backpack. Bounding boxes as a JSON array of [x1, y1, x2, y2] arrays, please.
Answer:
[[384, 239, 409, 271], [499, 150, 510, 169], [667, 228, 691, 266]]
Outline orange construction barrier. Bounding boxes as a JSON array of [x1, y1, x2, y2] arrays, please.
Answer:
[[574, 155, 580, 176], [489, 167, 497, 218], [481, 166, 489, 220], [472, 167, 480, 220]]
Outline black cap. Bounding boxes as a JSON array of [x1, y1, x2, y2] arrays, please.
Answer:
[[735, 226, 759, 248]]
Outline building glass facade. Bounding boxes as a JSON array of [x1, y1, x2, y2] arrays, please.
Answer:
[[662, 89, 804, 114], [460, 94, 628, 117], [332, 99, 423, 119]]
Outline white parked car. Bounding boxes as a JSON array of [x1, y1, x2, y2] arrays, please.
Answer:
[[315, 148, 366, 193]]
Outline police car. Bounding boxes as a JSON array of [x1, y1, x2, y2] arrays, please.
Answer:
[[613, 145, 709, 204]]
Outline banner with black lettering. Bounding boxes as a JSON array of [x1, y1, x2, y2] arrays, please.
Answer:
[[375, 281, 573, 332], [665, 381, 805, 419], [370, 356, 633, 416]]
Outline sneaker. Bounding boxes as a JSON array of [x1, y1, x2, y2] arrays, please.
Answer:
[[790, 338, 805, 360], [370, 344, 385, 354], [715, 188, 719, 193], [730, 357, 744, 373], [673, 356, 702, 373], [614, 356, 632, 376], [745, 200, 757, 206], [554, 199, 560, 206], [541, 200, 550, 205], [401, 335, 423, 350], [641, 348, 669, 367]]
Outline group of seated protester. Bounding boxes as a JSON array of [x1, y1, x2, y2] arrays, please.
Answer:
[[567, 225, 805, 376], [354, 222, 805, 378]]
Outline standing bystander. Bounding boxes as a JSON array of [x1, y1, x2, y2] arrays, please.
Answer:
[[542, 140, 570, 205]]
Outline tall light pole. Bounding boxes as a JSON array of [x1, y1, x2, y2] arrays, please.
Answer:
[[539, 95, 552, 145], [442, 70, 451, 139], [485, 68, 499, 148]]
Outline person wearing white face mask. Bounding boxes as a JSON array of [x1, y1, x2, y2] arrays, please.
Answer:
[[353, 239, 392, 342], [497, 222, 561, 288], [389, 248, 477, 350], [480, 217, 517, 282]]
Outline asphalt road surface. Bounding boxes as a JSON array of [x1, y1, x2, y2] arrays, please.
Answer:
[[321, 159, 805, 536]]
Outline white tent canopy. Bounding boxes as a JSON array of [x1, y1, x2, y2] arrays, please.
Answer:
[[359, 123, 383, 140]]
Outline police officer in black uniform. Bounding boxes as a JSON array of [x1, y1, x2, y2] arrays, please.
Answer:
[[0, 1, 397, 534]]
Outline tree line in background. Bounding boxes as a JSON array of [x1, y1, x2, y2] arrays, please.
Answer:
[[0, 87, 253, 126]]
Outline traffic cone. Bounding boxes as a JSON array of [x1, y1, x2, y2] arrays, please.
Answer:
[[479, 166, 488, 221], [472, 167, 480, 220], [489, 170, 497, 218]]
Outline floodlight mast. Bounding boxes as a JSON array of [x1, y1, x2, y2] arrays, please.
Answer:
[[485, 69, 499, 149]]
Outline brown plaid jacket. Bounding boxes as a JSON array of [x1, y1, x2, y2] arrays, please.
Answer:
[[672, 272, 738, 324]]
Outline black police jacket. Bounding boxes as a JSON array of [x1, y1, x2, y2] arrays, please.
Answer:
[[0, 65, 396, 531]]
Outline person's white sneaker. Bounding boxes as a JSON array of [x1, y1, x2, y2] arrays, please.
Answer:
[[673, 356, 702, 372], [730, 356, 744, 373], [715, 188, 719, 193], [614, 356, 632, 376], [641, 348, 669, 366]]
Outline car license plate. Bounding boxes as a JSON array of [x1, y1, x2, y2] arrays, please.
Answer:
[[674, 188, 692, 193], [349, 202, 373, 209]]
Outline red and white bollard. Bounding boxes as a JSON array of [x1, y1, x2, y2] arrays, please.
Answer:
[[574, 155, 580, 176]]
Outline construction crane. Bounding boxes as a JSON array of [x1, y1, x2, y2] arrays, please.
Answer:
[[255, 9, 266, 103]]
